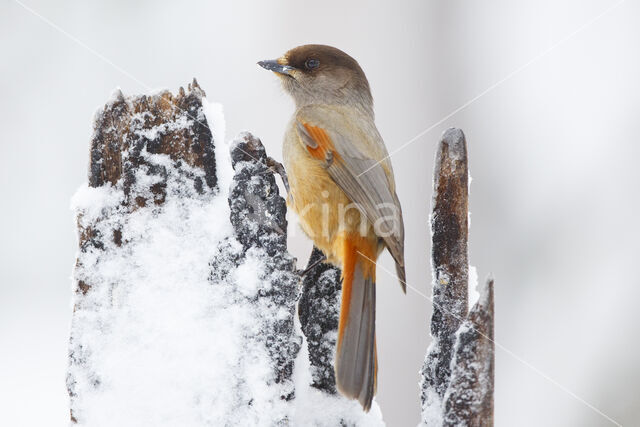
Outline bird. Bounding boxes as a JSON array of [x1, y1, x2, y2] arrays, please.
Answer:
[[258, 44, 405, 411]]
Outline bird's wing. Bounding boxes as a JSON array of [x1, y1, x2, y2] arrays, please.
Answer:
[[295, 107, 406, 291]]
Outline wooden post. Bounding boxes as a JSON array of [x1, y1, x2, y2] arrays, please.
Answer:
[[443, 278, 494, 425], [420, 128, 494, 426]]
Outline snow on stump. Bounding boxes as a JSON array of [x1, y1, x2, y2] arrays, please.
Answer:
[[225, 136, 383, 426], [420, 128, 495, 426], [222, 131, 301, 405], [298, 246, 342, 395], [68, 81, 384, 426], [68, 82, 300, 425]]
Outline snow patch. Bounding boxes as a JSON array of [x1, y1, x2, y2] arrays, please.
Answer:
[[468, 265, 479, 307], [292, 315, 384, 426]]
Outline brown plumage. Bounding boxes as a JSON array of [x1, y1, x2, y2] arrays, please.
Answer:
[[259, 44, 405, 411]]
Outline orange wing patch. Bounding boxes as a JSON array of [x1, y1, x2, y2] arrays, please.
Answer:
[[301, 123, 339, 162]]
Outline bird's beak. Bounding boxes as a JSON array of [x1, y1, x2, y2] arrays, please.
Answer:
[[258, 59, 296, 76]]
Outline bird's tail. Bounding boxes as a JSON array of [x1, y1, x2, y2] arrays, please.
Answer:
[[334, 234, 377, 412]]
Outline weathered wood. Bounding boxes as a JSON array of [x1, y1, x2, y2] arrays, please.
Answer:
[[298, 246, 342, 394], [226, 132, 301, 400], [443, 278, 494, 426], [421, 128, 470, 402], [420, 128, 494, 426], [88, 79, 216, 194], [75, 79, 216, 270]]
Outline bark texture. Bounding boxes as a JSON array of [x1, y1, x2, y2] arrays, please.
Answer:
[[421, 128, 470, 402], [420, 128, 494, 426], [298, 246, 343, 394], [443, 278, 494, 426], [88, 79, 216, 193], [225, 131, 302, 400]]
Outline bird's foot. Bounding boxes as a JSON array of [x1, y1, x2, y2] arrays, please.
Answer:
[[297, 253, 327, 277], [266, 157, 291, 197]]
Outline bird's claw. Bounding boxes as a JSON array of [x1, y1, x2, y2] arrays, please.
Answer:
[[297, 253, 327, 278], [266, 157, 291, 199]]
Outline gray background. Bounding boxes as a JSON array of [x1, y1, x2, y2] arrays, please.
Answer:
[[1, 0, 638, 425]]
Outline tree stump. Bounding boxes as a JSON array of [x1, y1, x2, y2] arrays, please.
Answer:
[[420, 128, 494, 426]]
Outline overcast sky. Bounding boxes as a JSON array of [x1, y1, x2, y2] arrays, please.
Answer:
[[1, 1, 639, 425]]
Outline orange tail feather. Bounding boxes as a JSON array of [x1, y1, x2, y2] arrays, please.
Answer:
[[335, 234, 377, 411]]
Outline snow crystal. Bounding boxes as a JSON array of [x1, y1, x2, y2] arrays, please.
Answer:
[[70, 183, 122, 224], [234, 249, 267, 297], [420, 388, 443, 427]]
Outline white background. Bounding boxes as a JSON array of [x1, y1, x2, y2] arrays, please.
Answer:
[[1, 1, 638, 425]]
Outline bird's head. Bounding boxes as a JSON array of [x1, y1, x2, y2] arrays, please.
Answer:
[[259, 44, 373, 115]]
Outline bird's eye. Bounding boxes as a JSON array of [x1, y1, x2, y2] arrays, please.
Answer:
[[305, 58, 320, 70]]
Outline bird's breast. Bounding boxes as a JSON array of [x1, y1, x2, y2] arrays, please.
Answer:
[[283, 121, 373, 263]]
